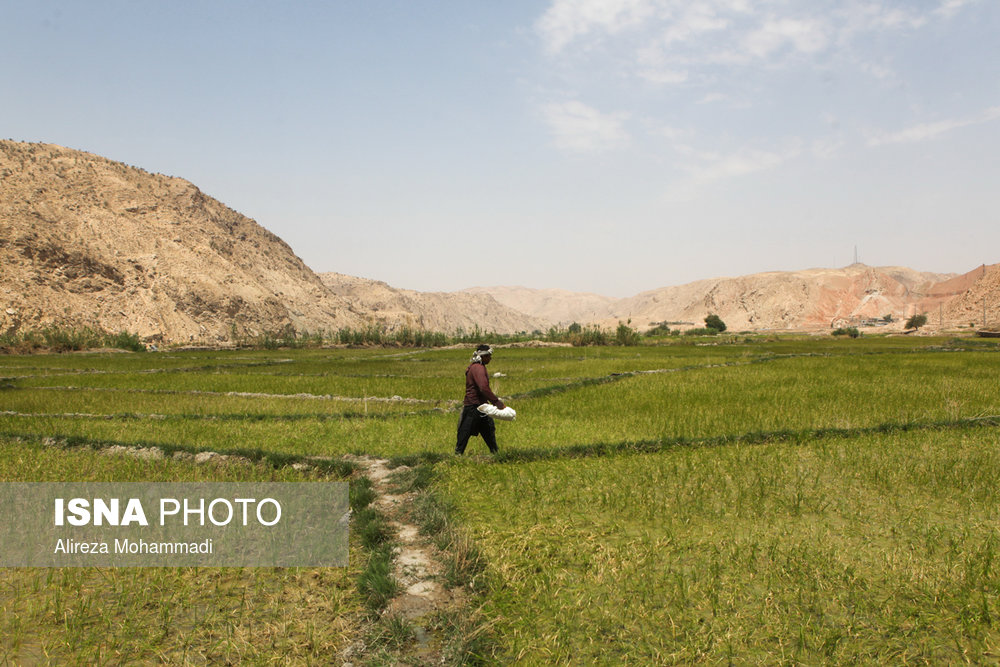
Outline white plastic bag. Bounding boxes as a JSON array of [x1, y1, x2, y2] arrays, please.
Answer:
[[477, 403, 517, 421]]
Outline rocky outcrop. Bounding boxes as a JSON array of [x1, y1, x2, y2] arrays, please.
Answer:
[[942, 264, 1000, 329]]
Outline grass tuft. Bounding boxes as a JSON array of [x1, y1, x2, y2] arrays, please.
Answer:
[[357, 543, 399, 614]]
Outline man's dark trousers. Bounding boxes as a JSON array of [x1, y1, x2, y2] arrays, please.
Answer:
[[455, 404, 498, 454]]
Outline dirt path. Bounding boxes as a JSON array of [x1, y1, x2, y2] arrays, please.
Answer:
[[347, 456, 463, 665]]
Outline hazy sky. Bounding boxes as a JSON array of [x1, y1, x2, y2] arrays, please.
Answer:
[[3, 1, 998, 296]]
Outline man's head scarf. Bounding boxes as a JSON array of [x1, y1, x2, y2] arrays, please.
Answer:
[[471, 346, 493, 363]]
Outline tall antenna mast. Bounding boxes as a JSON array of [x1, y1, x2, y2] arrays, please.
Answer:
[[853, 246, 859, 265]]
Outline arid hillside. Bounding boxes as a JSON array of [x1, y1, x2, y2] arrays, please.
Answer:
[[0, 141, 363, 342], [461, 286, 620, 326], [611, 264, 958, 332], [2, 140, 995, 343], [466, 264, 1000, 333], [942, 264, 1000, 330], [320, 273, 546, 335]]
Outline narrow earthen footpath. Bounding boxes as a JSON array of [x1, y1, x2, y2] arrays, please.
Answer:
[[345, 456, 463, 665]]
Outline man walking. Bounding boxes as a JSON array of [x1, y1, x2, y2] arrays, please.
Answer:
[[455, 344, 505, 455]]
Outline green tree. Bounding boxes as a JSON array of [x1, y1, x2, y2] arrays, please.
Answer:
[[616, 320, 640, 346], [645, 322, 672, 337], [905, 313, 928, 330], [832, 327, 861, 338], [704, 314, 727, 332]]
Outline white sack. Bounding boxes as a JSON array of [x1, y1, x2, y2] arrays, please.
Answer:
[[477, 403, 517, 421]]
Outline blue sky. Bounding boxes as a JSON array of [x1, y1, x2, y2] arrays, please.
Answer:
[[3, 1, 998, 296]]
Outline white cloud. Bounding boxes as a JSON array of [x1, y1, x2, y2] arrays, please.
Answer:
[[858, 60, 895, 81], [651, 123, 692, 142], [536, 0, 657, 53], [663, 142, 801, 201], [687, 144, 799, 180], [936, 0, 979, 19], [636, 65, 688, 84], [659, 4, 730, 45], [535, 1, 977, 85], [635, 5, 729, 82], [541, 101, 632, 152], [743, 17, 829, 59], [845, 5, 927, 33], [868, 106, 1000, 146], [697, 92, 728, 104], [811, 137, 843, 159]]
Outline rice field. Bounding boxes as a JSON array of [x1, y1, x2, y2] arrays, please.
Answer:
[[0, 435, 361, 664], [2, 334, 999, 663], [440, 428, 1000, 663]]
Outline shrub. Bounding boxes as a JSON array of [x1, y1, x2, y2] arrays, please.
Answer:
[[683, 327, 719, 336], [42, 327, 102, 351], [104, 331, 146, 352], [615, 320, 640, 346], [832, 327, 861, 338], [704, 314, 727, 332], [0, 327, 146, 353], [645, 322, 672, 337]]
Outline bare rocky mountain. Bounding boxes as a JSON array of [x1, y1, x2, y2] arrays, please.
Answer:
[[2, 140, 994, 344], [0, 140, 363, 343], [607, 264, 959, 332], [942, 264, 1000, 330], [467, 263, 999, 333], [461, 286, 619, 326], [320, 273, 546, 335]]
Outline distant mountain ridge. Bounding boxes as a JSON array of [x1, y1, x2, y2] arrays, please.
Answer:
[[461, 286, 619, 325], [319, 273, 546, 335], [1, 140, 997, 342], [466, 263, 1000, 333]]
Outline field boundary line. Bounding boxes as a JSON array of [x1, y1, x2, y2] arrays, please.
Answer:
[[373, 415, 1000, 468], [0, 410, 448, 423], [10, 385, 452, 405], [492, 415, 1000, 465], [0, 358, 296, 380], [504, 346, 991, 402], [505, 356, 792, 402], [0, 432, 358, 476]]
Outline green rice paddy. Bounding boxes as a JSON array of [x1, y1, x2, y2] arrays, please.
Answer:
[[2, 335, 999, 663]]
